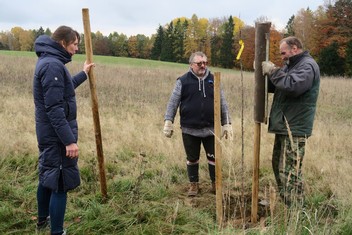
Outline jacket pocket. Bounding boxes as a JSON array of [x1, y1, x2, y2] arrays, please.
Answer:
[[64, 101, 70, 118]]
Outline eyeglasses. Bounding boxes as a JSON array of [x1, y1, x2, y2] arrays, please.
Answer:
[[192, 61, 208, 67]]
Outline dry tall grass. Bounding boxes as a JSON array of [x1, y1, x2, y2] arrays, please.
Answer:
[[1, 53, 352, 233]]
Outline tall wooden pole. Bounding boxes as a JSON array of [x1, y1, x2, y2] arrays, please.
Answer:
[[214, 72, 223, 227], [251, 22, 271, 223], [251, 123, 261, 223], [82, 8, 108, 201]]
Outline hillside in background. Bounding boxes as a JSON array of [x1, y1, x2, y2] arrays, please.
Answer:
[[0, 51, 351, 234]]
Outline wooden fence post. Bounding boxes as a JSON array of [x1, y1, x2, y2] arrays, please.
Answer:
[[252, 21, 271, 223], [214, 71, 223, 227], [82, 8, 108, 201]]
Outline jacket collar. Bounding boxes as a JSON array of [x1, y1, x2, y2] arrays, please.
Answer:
[[287, 51, 309, 67]]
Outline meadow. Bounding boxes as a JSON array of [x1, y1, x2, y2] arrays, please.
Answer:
[[0, 50, 351, 234]]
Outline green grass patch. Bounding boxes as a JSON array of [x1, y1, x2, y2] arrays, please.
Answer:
[[1, 52, 352, 234]]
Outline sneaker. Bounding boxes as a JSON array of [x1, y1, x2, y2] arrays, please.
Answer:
[[210, 182, 216, 194], [188, 182, 199, 197]]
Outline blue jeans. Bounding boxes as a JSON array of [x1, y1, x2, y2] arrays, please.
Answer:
[[37, 175, 67, 234]]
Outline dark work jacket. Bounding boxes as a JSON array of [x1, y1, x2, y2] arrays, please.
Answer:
[[33, 35, 87, 192], [179, 71, 214, 128], [268, 51, 320, 137]]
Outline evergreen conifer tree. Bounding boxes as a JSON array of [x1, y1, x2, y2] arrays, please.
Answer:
[[173, 19, 188, 63], [219, 16, 235, 68], [160, 22, 176, 62], [318, 41, 345, 76], [151, 26, 164, 60], [345, 40, 352, 77]]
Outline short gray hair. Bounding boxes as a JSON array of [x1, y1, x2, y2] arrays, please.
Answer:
[[189, 51, 207, 64], [280, 36, 303, 49]]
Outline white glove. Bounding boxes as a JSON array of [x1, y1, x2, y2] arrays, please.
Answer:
[[163, 120, 174, 138], [221, 124, 233, 140], [262, 61, 277, 76]]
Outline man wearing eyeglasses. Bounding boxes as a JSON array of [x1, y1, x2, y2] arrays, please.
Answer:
[[163, 51, 233, 197], [262, 36, 320, 207]]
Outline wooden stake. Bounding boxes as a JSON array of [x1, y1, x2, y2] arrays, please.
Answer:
[[214, 72, 223, 227], [251, 123, 261, 223], [82, 8, 108, 201], [252, 22, 271, 223]]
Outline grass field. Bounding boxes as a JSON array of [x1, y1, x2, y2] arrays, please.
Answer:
[[0, 50, 352, 234]]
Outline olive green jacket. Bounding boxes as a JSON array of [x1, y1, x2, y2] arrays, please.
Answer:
[[268, 51, 320, 137]]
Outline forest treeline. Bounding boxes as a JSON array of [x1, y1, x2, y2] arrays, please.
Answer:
[[1, 0, 351, 77]]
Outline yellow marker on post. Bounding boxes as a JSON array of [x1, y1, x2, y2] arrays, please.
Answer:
[[236, 39, 245, 60]]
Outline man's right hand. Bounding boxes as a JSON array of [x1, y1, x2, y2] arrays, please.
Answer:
[[262, 61, 277, 76], [163, 120, 174, 138]]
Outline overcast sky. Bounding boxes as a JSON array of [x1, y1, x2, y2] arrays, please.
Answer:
[[0, 0, 325, 37]]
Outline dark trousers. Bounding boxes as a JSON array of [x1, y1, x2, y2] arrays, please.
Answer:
[[182, 133, 215, 183], [37, 173, 67, 234]]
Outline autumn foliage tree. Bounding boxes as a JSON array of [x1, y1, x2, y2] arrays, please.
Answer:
[[269, 29, 284, 66], [108, 32, 128, 57], [330, 0, 352, 57], [293, 8, 317, 54], [1, 1, 352, 76], [238, 26, 255, 70], [93, 31, 112, 56]]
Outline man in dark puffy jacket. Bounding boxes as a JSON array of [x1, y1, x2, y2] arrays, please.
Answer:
[[33, 25, 94, 235], [262, 36, 320, 207]]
